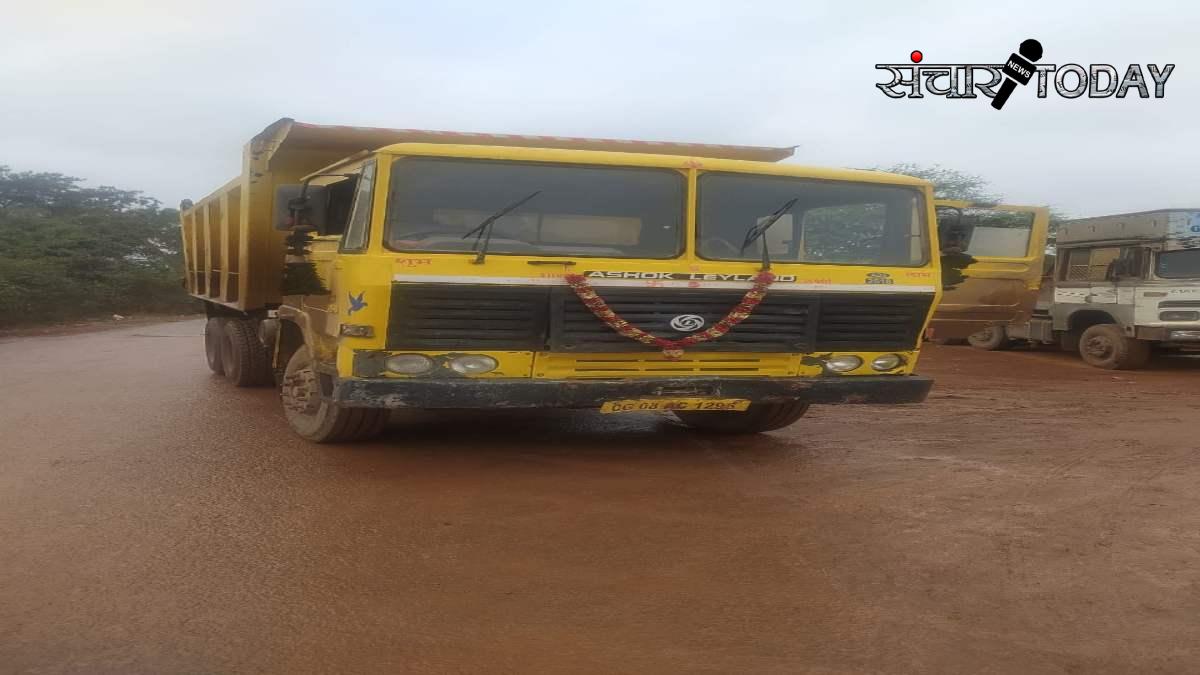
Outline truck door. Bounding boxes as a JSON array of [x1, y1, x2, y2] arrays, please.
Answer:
[[1053, 245, 1144, 333], [1086, 246, 1143, 317], [300, 165, 373, 340], [1061, 245, 1146, 306], [928, 201, 1050, 340]]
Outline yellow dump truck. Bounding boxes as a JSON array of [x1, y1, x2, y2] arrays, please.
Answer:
[[928, 201, 1051, 347], [181, 118, 941, 442]]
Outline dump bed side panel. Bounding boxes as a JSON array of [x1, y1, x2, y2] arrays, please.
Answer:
[[180, 177, 245, 308]]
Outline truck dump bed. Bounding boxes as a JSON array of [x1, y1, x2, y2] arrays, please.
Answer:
[[179, 118, 797, 312]]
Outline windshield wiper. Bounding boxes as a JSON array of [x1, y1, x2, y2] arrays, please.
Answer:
[[462, 191, 542, 264], [739, 197, 798, 270]]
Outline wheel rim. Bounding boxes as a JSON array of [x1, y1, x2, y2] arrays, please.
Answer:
[[1084, 335, 1115, 360], [281, 363, 322, 418]]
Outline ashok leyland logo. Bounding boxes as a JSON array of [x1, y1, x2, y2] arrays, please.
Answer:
[[669, 314, 705, 332], [876, 40, 1174, 109]]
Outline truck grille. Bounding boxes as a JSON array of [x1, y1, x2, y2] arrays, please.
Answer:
[[553, 287, 812, 352], [387, 283, 931, 352], [816, 297, 932, 350], [387, 284, 550, 349]]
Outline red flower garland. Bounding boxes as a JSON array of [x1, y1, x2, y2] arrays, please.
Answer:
[[563, 271, 776, 360]]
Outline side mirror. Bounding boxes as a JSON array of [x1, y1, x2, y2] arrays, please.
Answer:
[[274, 184, 329, 233], [935, 207, 965, 254]]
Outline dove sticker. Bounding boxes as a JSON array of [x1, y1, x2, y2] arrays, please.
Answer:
[[347, 291, 368, 315]]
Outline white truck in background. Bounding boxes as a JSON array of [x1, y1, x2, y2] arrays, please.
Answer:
[[980, 209, 1200, 369]]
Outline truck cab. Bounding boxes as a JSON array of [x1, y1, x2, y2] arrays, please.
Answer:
[[182, 120, 942, 442], [1049, 209, 1200, 368]]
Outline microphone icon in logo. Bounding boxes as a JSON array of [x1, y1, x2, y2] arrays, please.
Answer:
[[991, 39, 1043, 110]]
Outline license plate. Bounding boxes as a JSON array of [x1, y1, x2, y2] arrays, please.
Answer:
[[599, 398, 752, 413]]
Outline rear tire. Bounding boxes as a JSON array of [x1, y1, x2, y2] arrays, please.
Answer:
[[1078, 324, 1151, 370], [220, 318, 272, 387], [204, 318, 225, 374], [280, 346, 387, 443], [968, 326, 1011, 351], [675, 400, 809, 434]]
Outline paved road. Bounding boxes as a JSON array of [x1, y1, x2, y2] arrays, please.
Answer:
[[3, 319, 1200, 673]]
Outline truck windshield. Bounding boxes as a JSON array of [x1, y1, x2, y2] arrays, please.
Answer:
[[1156, 249, 1200, 279], [697, 173, 927, 266], [385, 158, 684, 258], [936, 207, 1034, 258]]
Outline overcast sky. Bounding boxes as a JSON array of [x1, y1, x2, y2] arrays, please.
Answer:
[[2, 0, 1194, 217]]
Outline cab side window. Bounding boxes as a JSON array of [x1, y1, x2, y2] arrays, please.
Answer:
[[340, 161, 377, 252], [1062, 246, 1145, 281], [1110, 247, 1146, 280], [322, 178, 358, 236]]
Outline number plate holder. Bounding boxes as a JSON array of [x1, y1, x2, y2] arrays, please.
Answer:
[[599, 398, 752, 413]]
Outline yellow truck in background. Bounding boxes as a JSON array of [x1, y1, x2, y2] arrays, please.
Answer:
[[928, 201, 1051, 348], [958, 209, 1200, 369], [181, 119, 942, 442]]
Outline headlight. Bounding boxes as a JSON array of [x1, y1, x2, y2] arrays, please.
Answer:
[[449, 355, 498, 375], [871, 354, 903, 371], [385, 354, 434, 375], [1160, 310, 1200, 322], [825, 355, 863, 373]]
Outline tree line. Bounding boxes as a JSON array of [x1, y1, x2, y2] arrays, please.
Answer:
[[0, 166, 196, 326]]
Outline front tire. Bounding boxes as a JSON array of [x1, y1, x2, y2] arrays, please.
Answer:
[[968, 326, 1011, 351], [675, 400, 809, 434], [1078, 324, 1151, 370], [280, 346, 387, 443]]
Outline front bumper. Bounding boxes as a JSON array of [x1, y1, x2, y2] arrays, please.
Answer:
[[331, 375, 933, 409]]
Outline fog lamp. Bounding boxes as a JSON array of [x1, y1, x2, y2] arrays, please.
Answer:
[[825, 355, 863, 373], [449, 355, 498, 375], [871, 354, 903, 371], [385, 354, 434, 375]]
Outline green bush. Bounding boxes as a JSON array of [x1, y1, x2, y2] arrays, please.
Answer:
[[0, 166, 197, 325]]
